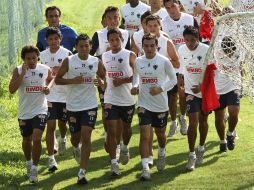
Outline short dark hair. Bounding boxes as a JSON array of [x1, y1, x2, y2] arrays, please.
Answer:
[[21, 45, 40, 60], [221, 36, 236, 55], [145, 15, 161, 26], [163, 0, 179, 6], [45, 6, 61, 17], [141, 11, 152, 22], [75, 34, 91, 46], [142, 33, 158, 46], [46, 27, 62, 39], [104, 6, 119, 16], [107, 28, 123, 41], [183, 26, 199, 39]]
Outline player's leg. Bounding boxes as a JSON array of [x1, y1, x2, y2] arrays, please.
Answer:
[[57, 103, 68, 155], [168, 86, 179, 137]]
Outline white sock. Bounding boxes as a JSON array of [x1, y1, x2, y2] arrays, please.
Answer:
[[60, 137, 66, 142], [171, 120, 177, 125], [180, 114, 186, 120], [31, 164, 37, 170], [198, 145, 205, 152], [189, 151, 196, 158], [148, 156, 153, 164], [158, 146, 166, 156], [121, 144, 128, 151], [78, 168, 86, 178], [104, 132, 107, 141], [220, 139, 227, 144], [141, 158, 150, 170], [111, 159, 118, 165], [26, 160, 32, 166], [73, 145, 80, 151], [227, 131, 234, 136], [48, 155, 55, 160]]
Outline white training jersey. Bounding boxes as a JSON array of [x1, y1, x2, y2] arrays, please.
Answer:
[[214, 52, 242, 95], [162, 13, 194, 50], [66, 54, 99, 111], [154, 8, 168, 21], [157, 34, 169, 59], [178, 43, 209, 98], [134, 53, 177, 112], [96, 27, 129, 56], [40, 46, 71, 103], [103, 49, 136, 106], [121, 1, 150, 36], [180, 0, 206, 15], [17, 64, 49, 120]]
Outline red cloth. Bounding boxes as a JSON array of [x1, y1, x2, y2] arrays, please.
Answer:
[[201, 64, 220, 113], [199, 10, 214, 42]]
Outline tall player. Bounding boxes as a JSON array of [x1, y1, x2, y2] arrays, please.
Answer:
[[131, 34, 177, 180], [9, 45, 53, 183], [103, 28, 136, 176], [162, 0, 199, 137], [178, 26, 209, 171], [40, 27, 72, 172], [121, 0, 150, 36], [55, 34, 105, 184]]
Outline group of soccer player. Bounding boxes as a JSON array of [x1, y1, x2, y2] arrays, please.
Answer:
[[9, 0, 242, 185]]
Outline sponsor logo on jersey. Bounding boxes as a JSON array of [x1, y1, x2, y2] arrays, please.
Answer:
[[243, 5, 254, 10], [186, 67, 202, 73], [172, 38, 185, 45], [126, 24, 139, 30], [107, 71, 124, 78], [141, 77, 158, 84], [82, 77, 93, 84], [25, 86, 44, 93]]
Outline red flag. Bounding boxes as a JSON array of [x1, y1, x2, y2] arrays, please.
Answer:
[[199, 10, 214, 42]]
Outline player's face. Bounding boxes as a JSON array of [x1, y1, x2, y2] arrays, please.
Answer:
[[46, 34, 61, 50], [46, 9, 60, 27], [106, 11, 120, 29], [164, 1, 180, 19], [149, 0, 161, 8], [75, 40, 91, 57], [143, 39, 157, 58], [129, 0, 139, 5], [24, 52, 38, 69], [184, 34, 199, 50], [108, 33, 122, 52], [147, 20, 160, 35]]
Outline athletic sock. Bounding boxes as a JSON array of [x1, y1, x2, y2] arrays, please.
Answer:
[[158, 146, 166, 156], [48, 155, 55, 160], [111, 159, 118, 165], [227, 131, 234, 136], [180, 114, 186, 120], [142, 158, 150, 170], [198, 145, 205, 152], [220, 139, 227, 144], [189, 151, 196, 158], [78, 168, 86, 178], [26, 160, 32, 166], [121, 144, 128, 151]]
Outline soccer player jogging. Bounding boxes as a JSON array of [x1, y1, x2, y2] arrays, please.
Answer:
[[102, 28, 136, 176], [178, 26, 209, 171], [37, 6, 78, 52], [55, 34, 105, 185], [9, 45, 53, 183], [131, 34, 177, 180], [162, 0, 199, 137], [121, 0, 150, 36], [214, 37, 242, 152], [40, 27, 72, 172]]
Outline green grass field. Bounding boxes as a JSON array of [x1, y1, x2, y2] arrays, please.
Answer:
[[1, 0, 254, 189]]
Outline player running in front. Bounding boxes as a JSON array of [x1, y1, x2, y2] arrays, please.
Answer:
[[9, 45, 53, 183], [55, 34, 105, 185], [102, 28, 136, 176], [131, 33, 177, 180], [178, 26, 209, 171]]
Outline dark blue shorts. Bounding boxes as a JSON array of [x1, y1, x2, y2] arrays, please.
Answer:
[[217, 90, 240, 110], [47, 102, 67, 122]]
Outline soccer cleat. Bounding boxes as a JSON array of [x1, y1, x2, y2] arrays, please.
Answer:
[[26, 163, 32, 177], [220, 143, 227, 152], [227, 135, 235, 150], [29, 167, 38, 183], [140, 169, 151, 181], [168, 121, 178, 137], [119, 148, 130, 165], [111, 163, 121, 176], [186, 155, 196, 171], [77, 170, 88, 185], [179, 116, 188, 135], [156, 155, 166, 171], [73, 146, 81, 164], [48, 158, 58, 172], [195, 149, 205, 166], [58, 138, 67, 155]]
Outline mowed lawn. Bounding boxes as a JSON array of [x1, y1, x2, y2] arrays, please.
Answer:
[[1, 0, 254, 189]]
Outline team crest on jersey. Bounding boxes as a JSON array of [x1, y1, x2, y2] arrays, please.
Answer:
[[39, 73, 43, 78], [177, 25, 180, 28], [58, 58, 62, 63], [131, 12, 134, 15], [137, 14, 141, 18], [138, 107, 145, 113], [157, 113, 166, 119], [197, 56, 202, 61], [88, 111, 96, 116], [88, 65, 93, 70], [153, 65, 158, 70], [118, 58, 123, 63], [157, 47, 161, 51]]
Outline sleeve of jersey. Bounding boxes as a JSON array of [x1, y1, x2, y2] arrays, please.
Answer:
[[161, 60, 177, 91], [90, 32, 99, 56], [132, 61, 139, 88]]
